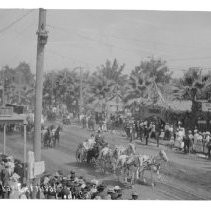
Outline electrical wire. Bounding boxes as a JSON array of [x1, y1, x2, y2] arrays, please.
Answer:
[[0, 9, 35, 35], [46, 48, 96, 69], [45, 23, 211, 75], [47, 24, 211, 55]]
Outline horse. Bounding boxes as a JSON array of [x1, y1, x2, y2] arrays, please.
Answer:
[[42, 128, 51, 148], [138, 150, 168, 187], [97, 145, 117, 173], [112, 143, 136, 172], [114, 151, 147, 184], [75, 143, 87, 163], [114, 143, 136, 157], [97, 143, 136, 174], [115, 150, 168, 186], [53, 125, 62, 146]]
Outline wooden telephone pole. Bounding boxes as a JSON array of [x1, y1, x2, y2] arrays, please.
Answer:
[[33, 8, 48, 195]]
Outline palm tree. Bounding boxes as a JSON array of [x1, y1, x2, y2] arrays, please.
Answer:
[[89, 59, 127, 112], [125, 57, 172, 107], [172, 68, 210, 112]]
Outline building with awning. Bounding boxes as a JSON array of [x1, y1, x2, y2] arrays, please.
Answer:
[[126, 78, 193, 124], [0, 106, 27, 171]]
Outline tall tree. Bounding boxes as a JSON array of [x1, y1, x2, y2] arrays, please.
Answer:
[[125, 57, 172, 106], [171, 67, 210, 113], [89, 59, 127, 110], [0, 62, 35, 106], [43, 68, 90, 115]]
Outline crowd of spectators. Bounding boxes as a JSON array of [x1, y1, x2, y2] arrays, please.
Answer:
[[0, 154, 138, 200]]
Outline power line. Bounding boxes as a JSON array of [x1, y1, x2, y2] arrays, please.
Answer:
[[0, 9, 35, 35], [46, 24, 211, 74], [47, 24, 211, 63], [47, 24, 211, 56], [47, 24, 153, 55], [46, 48, 95, 69]]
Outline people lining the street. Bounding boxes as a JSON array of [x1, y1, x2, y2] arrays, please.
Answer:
[[78, 112, 211, 158]]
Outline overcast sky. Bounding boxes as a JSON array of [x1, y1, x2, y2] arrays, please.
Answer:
[[1, 9, 211, 77]]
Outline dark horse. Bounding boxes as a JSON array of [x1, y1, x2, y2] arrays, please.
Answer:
[[43, 128, 51, 148], [54, 126, 62, 145]]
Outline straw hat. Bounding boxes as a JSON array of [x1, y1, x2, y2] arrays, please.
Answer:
[[114, 186, 121, 191], [91, 179, 99, 186], [107, 188, 115, 193]]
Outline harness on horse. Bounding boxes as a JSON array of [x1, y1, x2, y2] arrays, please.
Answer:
[[144, 161, 161, 171], [141, 155, 162, 172]]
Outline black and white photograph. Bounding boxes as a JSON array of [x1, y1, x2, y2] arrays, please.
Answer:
[[0, 3, 211, 201]]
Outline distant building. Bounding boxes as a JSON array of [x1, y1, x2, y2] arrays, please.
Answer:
[[106, 94, 124, 113]]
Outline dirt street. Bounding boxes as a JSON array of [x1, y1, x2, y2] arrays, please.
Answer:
[[1, 124, 211, 200]]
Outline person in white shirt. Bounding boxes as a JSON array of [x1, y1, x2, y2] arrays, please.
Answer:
[[88, 134, 96, 148]]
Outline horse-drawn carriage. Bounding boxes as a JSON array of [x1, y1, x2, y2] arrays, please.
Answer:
[[75, 138, 168, 186], [75, 136, 107, 167], [75, 136, 137, 174], [42, 125, 62, 148]]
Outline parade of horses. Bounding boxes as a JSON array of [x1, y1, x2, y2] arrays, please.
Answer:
[[1, 8, 211, 201], [1, 108, 211, 200]]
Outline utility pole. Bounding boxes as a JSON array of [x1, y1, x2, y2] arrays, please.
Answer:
[[33, 8, 48, 197]]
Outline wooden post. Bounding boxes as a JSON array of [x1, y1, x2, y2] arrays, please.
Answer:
[[34, 8, 48, 163], [33, 8, 48, 199]]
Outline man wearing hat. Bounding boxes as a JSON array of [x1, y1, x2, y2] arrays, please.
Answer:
[[184, 130, 192, 154], [110, 191, 119, 200], [113, 185, 123, 199], [61, 185, 72, 199], [144, 121, 150, 145], [68, 170, 76, 181], [96, 184, 107, 199], [131, 191, 138, 200]]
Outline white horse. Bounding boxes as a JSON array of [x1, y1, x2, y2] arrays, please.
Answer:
[[98, 146, 116, 173], [138, 150, 168, 187], [75, 143, 87, 163], [112, 143, 136, 174], [98, 143, 136, 174], [114, 143, 136, 157], [115, 153, 148, 184], [116, 150, 168, 186]]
